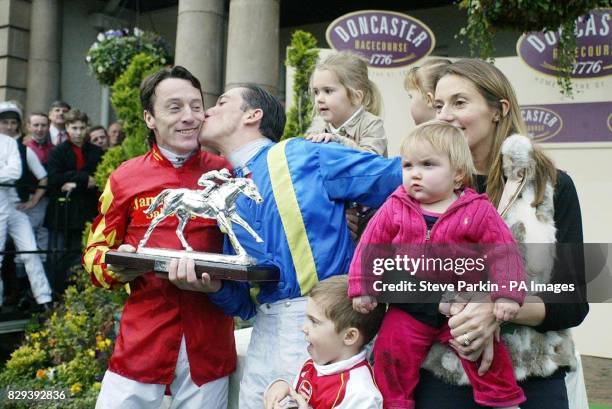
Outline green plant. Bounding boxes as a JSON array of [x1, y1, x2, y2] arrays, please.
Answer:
[[95, 53, 164, 189], [282, 30, 319, 139], [458, 0, 605, 96], [86, 28, 172, 86], [0, 270, 127, 408]]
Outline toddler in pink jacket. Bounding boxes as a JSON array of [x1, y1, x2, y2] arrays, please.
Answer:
[[348, 121, 526, 409]]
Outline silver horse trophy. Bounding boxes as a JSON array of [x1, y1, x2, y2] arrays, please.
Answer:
[[105, 168, 279, 281]]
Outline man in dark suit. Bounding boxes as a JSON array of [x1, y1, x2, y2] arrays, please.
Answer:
[[46, 109, 103, 292]]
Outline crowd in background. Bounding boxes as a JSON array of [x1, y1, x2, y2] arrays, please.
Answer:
[[0, 99, 124, 312], [0, 51, 588, 408]]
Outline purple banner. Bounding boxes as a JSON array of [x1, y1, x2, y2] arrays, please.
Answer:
[[517, 8, 611, 79], [520, 102, 612, 143], [326, 10, 435, 69]]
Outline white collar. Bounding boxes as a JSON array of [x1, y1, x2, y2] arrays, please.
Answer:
[[328, 106, 364, 134], [50, 124, 64, 134], [228, 138, 273, 171], [312, 349, 367, 376], [157, 145, 197, 168]]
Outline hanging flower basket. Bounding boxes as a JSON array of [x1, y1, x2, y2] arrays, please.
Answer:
[[458, 0, 606, 96], [86, 28, 173, 86]]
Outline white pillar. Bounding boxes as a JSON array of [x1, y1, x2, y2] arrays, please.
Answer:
[[225, 0, 279, 94], [100, 86, 109, 127], [175, 0, 226, 108], [26, 0, 61, 113]]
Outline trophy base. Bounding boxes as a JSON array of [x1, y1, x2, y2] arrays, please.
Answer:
[[105, 248, 279, 282]]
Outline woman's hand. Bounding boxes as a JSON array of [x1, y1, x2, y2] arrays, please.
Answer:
[[439, 292, 470, 317], [447, 293, 499, 373], [471, 332, 496, 376]]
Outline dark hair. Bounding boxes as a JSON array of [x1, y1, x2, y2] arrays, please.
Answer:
[[309, 275, 385, 346], [140, 66, 203, 144], [28, 112, 49, 123], [88, 125, 107, 136], [239, 84, 286, 142], [64, 109, 89, 126], [49, 100, 71, 110]]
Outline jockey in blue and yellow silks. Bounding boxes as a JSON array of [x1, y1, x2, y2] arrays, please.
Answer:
[[196, 85, 402, 409], [208, 137, 401, 318]]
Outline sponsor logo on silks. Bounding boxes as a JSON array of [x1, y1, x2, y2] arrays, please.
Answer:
[[517, 8, 611, 79], [520, 106, 564, 142], [326, 10, 435, 69]]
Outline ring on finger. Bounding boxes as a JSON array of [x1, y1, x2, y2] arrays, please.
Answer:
[[462, 333, 471, 346]]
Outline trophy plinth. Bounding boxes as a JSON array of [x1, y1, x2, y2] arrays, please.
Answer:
[[105, 248, 279, 282], [105, 168, 280, 283]]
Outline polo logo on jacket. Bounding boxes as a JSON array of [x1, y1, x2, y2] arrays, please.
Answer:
[[293, 359, 373, 408], [297, 379, 313, 401]]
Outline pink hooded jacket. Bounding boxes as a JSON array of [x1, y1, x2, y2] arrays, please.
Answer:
[[348, 186, 525, 303]]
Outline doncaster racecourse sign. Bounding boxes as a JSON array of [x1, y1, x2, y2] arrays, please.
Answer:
[[517, 8, 611, 78], [520, 102, 612, 143], [520, 106, 564, 142], [326, 10, 435, 69]]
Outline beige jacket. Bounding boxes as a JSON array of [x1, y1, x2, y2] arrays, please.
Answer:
[[308, 108, 388, 157]]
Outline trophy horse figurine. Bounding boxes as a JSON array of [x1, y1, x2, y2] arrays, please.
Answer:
[[138, 168, 264, 264]]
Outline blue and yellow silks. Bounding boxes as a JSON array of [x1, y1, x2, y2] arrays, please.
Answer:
[[207, 138, 402, 320]]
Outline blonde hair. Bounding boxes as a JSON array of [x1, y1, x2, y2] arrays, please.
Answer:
[[311, 51, 382, 116], [434, 59, 556, 207], [404, 58, 452, 100], [309, 275, 384, 346], [400, 120, 476, 189]]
